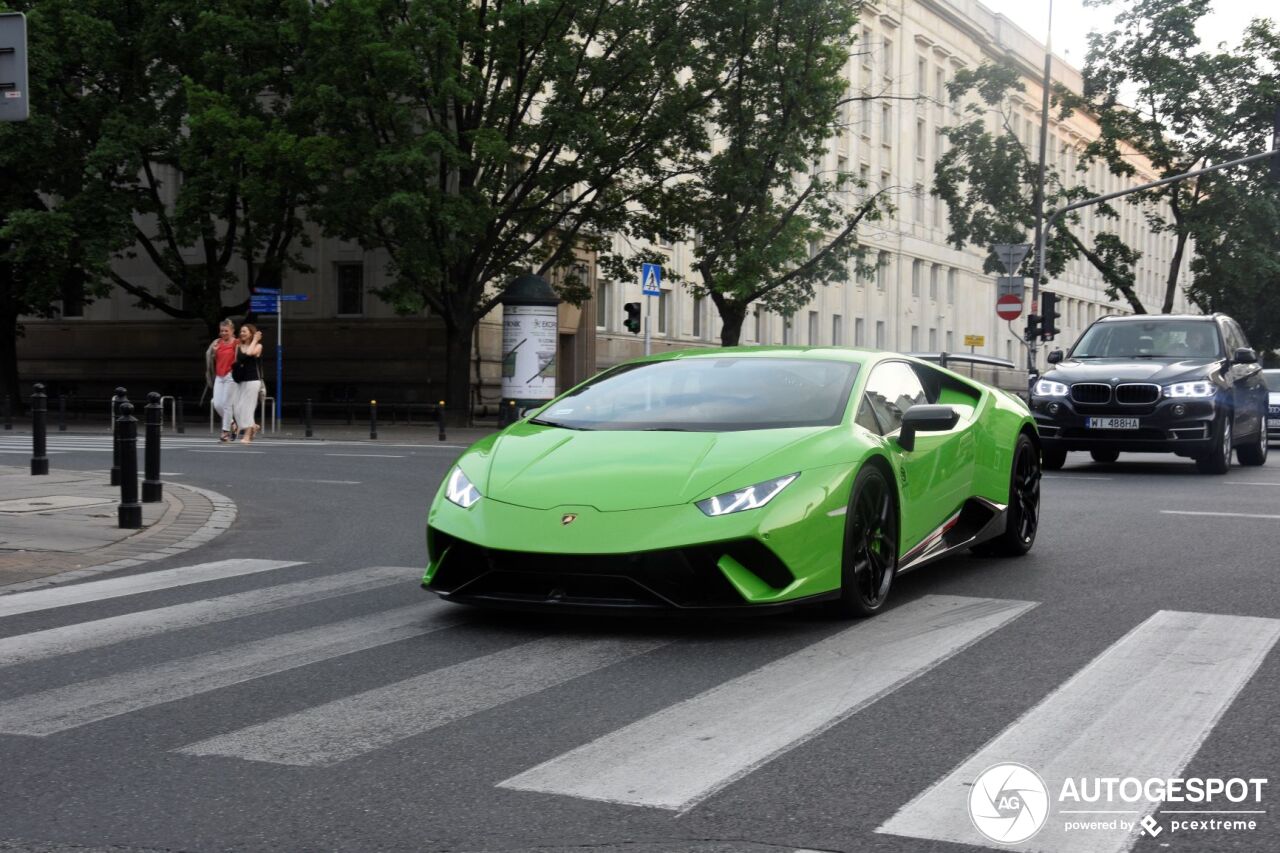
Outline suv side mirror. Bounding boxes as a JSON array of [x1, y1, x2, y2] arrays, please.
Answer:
[[1233, 347, 1258, 364], [896, 405, 960, 452], [1047, 349, 1064, 364]]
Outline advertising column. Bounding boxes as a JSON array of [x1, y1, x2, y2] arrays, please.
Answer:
[[499, 274, 562, 417]]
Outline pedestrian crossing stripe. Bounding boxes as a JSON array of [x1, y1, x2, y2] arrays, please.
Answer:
[[0, 558, 1275, 846]]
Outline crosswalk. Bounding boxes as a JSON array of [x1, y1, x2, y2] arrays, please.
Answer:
[[0, 557, 1276, 852]]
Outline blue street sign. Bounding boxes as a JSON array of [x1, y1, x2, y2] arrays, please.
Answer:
[[278, 294, 308, 302], [641, 262, 662, 296], [253, 287, 281, 295], [250, 299, 278, 314]]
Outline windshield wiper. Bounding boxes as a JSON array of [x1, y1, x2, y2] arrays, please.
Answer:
[[643, 427, 693, 432], [529, 417, 591, 431]]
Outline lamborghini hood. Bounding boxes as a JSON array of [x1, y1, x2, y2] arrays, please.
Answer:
[[477, 422, 829, 511]]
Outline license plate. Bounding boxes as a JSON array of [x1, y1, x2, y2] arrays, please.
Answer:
[[1269, 418, 1280, 429], [1087, 417, 1139, 430]]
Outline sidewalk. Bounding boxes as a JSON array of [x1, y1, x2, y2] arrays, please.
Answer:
[[2, 420, 499, 446], [0, 466, 235, 591]]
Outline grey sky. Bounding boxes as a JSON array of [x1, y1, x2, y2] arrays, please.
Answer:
[[979, 0, 1269, 71]]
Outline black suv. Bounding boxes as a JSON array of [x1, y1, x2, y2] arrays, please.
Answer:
[[1030, 313, 1269, 474]]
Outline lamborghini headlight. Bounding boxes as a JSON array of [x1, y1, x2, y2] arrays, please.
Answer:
[[1163, 381, 1215, 398], [1033, 378, 1069, 397], [695, 474, 798, 517], [444, 467, 482, 508]]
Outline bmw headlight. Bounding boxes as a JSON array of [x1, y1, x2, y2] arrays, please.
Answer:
[[444, 467, 482, 508], [695, 474, 798, 517], [1033, 379, 1069, 397], [1163, 381, 1215, 399]]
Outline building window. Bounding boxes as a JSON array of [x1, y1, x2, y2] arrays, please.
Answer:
[[1007, 340, 1014, 362], [875, 320, 886, 349], [912, 259, 922, 297], [915, 119, 926, 160], [808, 311, 819, 345], [929, 264, 939, 301], [832, 314, 844, 345], [928, 327, 937, 351], [881, 104, 893, 146], [947, 268, 957, 304], [917, 57, 928, 96], [855, 317, 865, 346], [914, 185, 925, 222], [60, 279, 85, 318], [755, 307, 766, 343], [658, 290, 669, 334], [910, 325, 920, 351], [935, 67, 945, 104], [595, 280, 610, 330], [876, 251, 889, 290], [946, 330, 954, 352], [336, 263, 364, 316], [692, 295, 704, 338], [882, 37, 893, 79]]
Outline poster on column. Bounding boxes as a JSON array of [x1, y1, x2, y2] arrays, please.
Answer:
[[501, 305, 558, 403]]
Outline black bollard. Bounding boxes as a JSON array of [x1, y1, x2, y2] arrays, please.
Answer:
[[176, 396, 185, 434], [305, 398, 313, 438], [110, 387, 126, 486], [370, 399, 378, 440], [57, 394, 67, 432], [142, 391, 163, 503], [437, 400, 447, 442], [507, 399, 517, 427], [31, 384, 49, 475], [117, 401, 142, 529], [2, 394, 11, 430]]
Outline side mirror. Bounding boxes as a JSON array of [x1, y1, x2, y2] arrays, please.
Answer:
[[1233, 347, 1258, 365], [896, 405, 960, 452], [1047, 349, 1064, 364]]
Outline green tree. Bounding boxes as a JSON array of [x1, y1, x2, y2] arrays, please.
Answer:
[[931, 61, 1145, 311], [1062, 0, 1274, 313], [0, 0, 135, 400], [300, 0, 711, 419], [612, 0, 892, 346]]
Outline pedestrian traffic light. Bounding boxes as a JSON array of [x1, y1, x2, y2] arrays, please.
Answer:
[[1040, 291, 1060, 341], [623, 302, 641, 334], [1025, 313, 1041, 342]]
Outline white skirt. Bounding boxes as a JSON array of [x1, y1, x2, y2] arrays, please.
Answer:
[[233, 380, 262, 430]]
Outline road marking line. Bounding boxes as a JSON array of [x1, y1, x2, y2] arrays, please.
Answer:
[[0, 559, 302, 619], [1229, 481, 1280, 487], [499, 595, 1036, 812], [324, 453, 406, 458], [1043, 475, 1113, 481], [1160, 510, 1280, 520], [187, 449, 265, 454], [276, 479, 361, 485], [0, 605, 449, 736], [0, 566, 415, 668], [877, 610, 1280, 853], [179, 635, 670, 766]]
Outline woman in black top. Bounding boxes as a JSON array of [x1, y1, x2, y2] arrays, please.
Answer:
[[232, 324, 264, 443]]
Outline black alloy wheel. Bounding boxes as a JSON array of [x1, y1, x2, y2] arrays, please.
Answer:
[[975, 433, 1040, 557], [1090, 449, 1119, 463], [1041, 447, 1067, 470], [835, 465, 898, 618], [1196, 413, 1233, 475], [1236, 405, 1269, 467]]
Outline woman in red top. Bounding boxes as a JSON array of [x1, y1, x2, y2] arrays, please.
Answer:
[[206, 320, 239, 442]]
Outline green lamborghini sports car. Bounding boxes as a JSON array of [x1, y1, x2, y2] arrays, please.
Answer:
[[424, 347, 1040, 617]]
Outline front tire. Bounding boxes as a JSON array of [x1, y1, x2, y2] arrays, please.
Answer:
[[1195, 413, 1232, 474], [1237, 407, 1269, 467], [1090, 449, 1119, 463], [833, 465, 898, 618], [1041, 447, 1067, 470], [975, 433, 1040, 556]]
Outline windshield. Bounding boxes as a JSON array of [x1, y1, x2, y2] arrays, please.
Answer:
[[530, 357, 859, 431], [1264, 370, 1280, 392], [1070, 320, 1222, 359]]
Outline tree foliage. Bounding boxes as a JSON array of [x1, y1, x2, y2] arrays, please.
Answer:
[[611, 0, 892, 346], [299, 0, 711, 415]]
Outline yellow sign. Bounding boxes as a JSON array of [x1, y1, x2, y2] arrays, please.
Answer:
[[963, 334, 985, 347]]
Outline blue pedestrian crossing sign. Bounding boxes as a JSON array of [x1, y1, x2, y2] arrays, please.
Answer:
[[641, 263, 663, 296]]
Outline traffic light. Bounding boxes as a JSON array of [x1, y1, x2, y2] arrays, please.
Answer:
[[1040, 291, 1060, 341], [1025, 313, 1041, 342], [623, 302, 641, 334]]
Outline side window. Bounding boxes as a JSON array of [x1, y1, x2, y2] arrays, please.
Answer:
[[861, 361, 928, 434], [1218, 321, 1239, 354], [856, 398, 883, 434], [1229, 320, 1249, 352]]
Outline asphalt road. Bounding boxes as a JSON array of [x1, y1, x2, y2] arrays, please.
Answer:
[[0, 433, 1277, 853]]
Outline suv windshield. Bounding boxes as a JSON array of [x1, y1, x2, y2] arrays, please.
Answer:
[[530, 357, 859, 431], [1070, 320, 1222, 359], [1263, 370, 1280, 391]]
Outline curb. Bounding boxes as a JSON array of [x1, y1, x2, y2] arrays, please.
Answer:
[[0, 482, 238, 594]]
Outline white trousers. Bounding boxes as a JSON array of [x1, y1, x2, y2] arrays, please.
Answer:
[[233, 380, 262, 432], [212, 375, 237, 431]]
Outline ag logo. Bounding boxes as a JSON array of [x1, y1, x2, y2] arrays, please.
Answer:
[[968, 763, 1049, 844], [561, 513, 578, 526]]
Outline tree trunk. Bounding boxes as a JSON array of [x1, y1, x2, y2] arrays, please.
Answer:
[[717, 301, 748, 347], [442, 320, 475, 427], [1162, 231, 1189, 314]]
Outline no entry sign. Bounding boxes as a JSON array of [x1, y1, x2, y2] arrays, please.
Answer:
[[996, 294, 1023, 321]]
